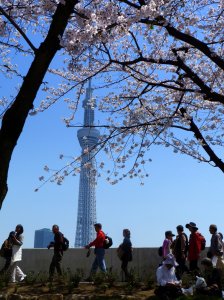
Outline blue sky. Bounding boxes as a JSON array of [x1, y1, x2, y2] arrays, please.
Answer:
[[0, 83, 224, 249]]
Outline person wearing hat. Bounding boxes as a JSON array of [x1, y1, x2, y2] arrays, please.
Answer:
[[162, 230, 175, 259], [195, 258, 222, 297], [155, 253, 183, 299], [173, 225, 189, 279], [85, 223, 106, 280], [186, 222, 205, 272]]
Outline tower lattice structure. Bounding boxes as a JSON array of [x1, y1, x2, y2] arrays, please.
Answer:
[[74, 80, 100, 247]]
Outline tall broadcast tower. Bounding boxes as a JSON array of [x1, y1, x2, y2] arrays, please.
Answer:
[[74, 80, 100, 247]]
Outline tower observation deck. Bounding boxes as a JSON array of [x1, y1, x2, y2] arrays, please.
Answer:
[[74, 80, 100, 247]]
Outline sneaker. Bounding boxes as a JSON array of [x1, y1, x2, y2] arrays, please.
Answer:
[[19, 274, 27, 282], [10, 280, 17, 283]]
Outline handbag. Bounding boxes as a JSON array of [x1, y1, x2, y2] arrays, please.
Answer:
[[117, 244, 124, 260]]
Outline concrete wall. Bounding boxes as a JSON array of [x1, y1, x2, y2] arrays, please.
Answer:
[[0, 248, 161, 279]]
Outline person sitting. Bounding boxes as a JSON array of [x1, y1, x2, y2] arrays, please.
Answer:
[[154, 253, 183, 300], [196, 257, 222, 297]]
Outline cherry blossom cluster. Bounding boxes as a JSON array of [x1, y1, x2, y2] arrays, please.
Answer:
[[0, 0, 223, 188]]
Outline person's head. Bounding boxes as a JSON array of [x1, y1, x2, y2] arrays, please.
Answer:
[[52, 224, 59, 234], [163, 254, 178, 269], [165, 230, 175, 240], [15, 224, 24, 235], [123, 229, 131, 238], [8, 231, 15, 239], [176, 225, 184, 234], [94, 223, 102, 232], [209, 224, 217, 234], [186, 222, 198, 233], [201, 258, 213, 270]]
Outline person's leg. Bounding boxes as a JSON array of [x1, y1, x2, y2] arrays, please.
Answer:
[[121, 258, 129, 281], [176, 257, 187, 279], [189, 260, 198, 271], [54, 252, 62, 276], [90, 254, 99, 275], [49, 253, 56, 280], [0, 257, 11, 274], [10, 261, 17, 282], [96, 248, 106, 273], [16, 265, 26, 281]]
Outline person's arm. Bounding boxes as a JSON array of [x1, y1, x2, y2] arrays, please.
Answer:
[[180, 234, 186, 258], [12, 234, 23, 246]]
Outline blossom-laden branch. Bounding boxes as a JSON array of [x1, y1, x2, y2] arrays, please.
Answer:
[[0, 0, 224, 200]]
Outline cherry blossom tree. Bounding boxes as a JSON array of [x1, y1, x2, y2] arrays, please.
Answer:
[[43, 0, 224, 187], [0, 0, 223, 206]]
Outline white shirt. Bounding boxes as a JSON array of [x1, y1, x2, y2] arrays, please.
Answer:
[[156, 265, 179, 286], [11, 234, 23, 263]]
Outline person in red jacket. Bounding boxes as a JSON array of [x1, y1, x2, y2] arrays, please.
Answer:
[[85, 223, 106, 279], [186, 222, 204, 272]]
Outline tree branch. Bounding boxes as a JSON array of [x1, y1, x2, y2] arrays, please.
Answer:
[[0, 6, 37, 52], [180, 108, 224, 172]]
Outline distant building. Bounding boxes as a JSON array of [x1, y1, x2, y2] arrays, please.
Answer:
[[34, 228, 54, 248]]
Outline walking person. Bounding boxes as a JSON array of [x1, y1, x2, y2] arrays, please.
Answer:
[[207, 224, 223, 267], [173, 225, 188, 279], [47, 224, 64, 281], [10, 224, 26, 283], [186, 222, 205, 272], [162, 231, 175, 259], [0, 231, 15, 275], [85, 223, 106, 280], [118, 229, 132, 281]]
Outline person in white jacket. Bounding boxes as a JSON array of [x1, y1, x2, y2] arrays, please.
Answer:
[[10, 224, 26, 283]]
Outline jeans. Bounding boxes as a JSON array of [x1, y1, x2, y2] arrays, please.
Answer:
[[91, 248, 106, 274]]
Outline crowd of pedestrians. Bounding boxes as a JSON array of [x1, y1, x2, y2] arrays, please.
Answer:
[[1, 220, 224, 299], [0, 223, 132, 283], [155, 221, 224, 299]]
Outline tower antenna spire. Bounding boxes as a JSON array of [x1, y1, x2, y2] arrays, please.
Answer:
[[74, 49, 100, 247]]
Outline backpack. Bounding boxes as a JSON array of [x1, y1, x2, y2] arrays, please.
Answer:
[[103, 235, 113, 249], [62, 236, 69, 251], [198, 233, 206, 251], [0, 239, 13, 258], [216, 233, 223, 256], [158, 246, 163, 257]]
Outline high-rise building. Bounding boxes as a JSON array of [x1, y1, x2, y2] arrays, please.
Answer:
[[74, 80, 100, 247], [34, 228, 54, 248]]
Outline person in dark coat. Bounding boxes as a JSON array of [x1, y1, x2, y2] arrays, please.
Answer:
[[0, 231, 15, 275], [47, 224, 64, 281], [119, 229, 132, 281]]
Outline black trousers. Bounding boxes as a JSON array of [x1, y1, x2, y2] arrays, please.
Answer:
[[0, 256, 11, 274], [121, 257, 129, 280], [49, 251, 63, 279]]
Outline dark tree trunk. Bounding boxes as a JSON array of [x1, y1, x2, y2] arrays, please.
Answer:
[[0, 0, 79, 208]]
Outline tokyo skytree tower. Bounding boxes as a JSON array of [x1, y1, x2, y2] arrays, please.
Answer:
[[74, 79, 100, 247]]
